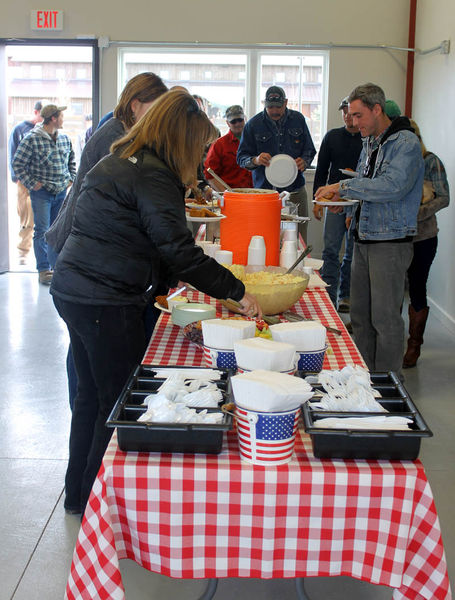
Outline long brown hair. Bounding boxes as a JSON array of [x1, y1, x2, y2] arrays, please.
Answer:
[[409, 119, 429, 158], [113, 72, 168, 129], [111, 89, 218, 185]]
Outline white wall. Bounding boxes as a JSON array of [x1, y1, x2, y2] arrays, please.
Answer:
[[1, 0, 410, 118], [414, 0, 455, 331]]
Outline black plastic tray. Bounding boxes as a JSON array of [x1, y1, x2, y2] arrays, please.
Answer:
[[301, 371, 433, 460], [106, 365, 233, 454]]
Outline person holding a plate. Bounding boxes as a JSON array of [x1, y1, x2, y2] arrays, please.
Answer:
[[312, 96, 362, 312], [237, 86, 316, 241], [50, 90, 260, 516], [314, 83, 423, 377]]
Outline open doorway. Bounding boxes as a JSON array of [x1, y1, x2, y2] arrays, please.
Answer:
[[2, 39, 99, 273]]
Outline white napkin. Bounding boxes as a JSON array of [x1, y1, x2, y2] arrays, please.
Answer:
[[234, 337, 297, 371], [307, 273, 329, 288], [202, 319, 256, 349], [231, 369, 313, 412], [313, 416, 412, 430], [270, 321, 326, 352]]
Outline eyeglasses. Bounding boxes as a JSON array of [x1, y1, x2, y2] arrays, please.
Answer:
[[229, 118, 244, 124]]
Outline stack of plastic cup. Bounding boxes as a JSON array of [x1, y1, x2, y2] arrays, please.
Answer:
[[279, 240, 297, 269], [247, 236, 266, 266], [214, 250, 233, 265]]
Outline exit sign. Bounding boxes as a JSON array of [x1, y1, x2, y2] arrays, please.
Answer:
[[30, 10, 63, 30]]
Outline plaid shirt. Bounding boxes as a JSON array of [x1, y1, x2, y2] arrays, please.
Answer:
[[12, 125, 76, 194]]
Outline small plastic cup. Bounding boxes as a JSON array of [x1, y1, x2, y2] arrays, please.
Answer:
[[215, 250, 233, 265]]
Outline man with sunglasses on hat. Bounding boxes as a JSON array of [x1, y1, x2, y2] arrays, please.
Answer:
[[204, 105, 252, 191], [237, 86, 316, 240], [13, 104, 76, 285]]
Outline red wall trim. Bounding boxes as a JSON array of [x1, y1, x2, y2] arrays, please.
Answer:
[[405, 0, 417, 116]]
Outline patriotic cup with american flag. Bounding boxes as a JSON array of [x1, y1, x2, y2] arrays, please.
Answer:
[[296, 345, 327, 372], [203, 345, 237, 369], [235, 404, 301, 465]]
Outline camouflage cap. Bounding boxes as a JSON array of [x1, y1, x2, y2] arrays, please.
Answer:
[[225, 105, 245, 121]]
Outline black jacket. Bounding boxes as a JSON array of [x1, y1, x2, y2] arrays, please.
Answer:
[[313, 126, 362, 194], [50, 148, 245, 306]]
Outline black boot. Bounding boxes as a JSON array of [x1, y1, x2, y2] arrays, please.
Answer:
[[403, 305, 429, 368]]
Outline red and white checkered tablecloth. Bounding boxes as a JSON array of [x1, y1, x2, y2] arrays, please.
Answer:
[[65, 289, 452, 600], [143, 288, 365, 370]]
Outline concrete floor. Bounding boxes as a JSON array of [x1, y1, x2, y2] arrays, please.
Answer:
[[0, 271, 453, 599]]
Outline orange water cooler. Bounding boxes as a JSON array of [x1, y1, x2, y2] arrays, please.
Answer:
[[220, 189, 281, 265]]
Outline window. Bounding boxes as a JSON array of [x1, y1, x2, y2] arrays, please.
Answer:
[[119, 47, 327, 147], [30, 65, 42, 78], [259, 53, 325, 148], [76, 68, 87, 79], [120, 51, 249, 135], [9, 66, 23, 79]]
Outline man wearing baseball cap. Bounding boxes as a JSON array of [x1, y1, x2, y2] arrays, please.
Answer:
[[204, 105, 252, 191], [237, 86, 316, 239], [13, 104, 76, 285], [8, 100, 44, 264], [312, 95, 362, 312]]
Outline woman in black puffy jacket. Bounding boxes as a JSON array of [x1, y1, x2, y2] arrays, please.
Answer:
[[51, 89, 260, 515]]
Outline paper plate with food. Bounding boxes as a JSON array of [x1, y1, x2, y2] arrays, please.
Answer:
[[313, 192, 358, 207], [186, 206, 226, 222]]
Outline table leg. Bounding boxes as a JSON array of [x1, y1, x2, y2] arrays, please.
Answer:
[[295, 578, 311, 600], [196, 578, 218, 600]]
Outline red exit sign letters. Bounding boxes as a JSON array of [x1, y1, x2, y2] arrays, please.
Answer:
[[30, 10, 64, 30]]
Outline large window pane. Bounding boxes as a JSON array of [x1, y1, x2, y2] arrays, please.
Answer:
[[259, 54, 325, 149], [121, 51, 248, 135], [7, 45, 94, 162]]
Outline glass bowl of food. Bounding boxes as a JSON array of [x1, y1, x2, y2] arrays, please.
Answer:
[[222, 265, 310, 315]]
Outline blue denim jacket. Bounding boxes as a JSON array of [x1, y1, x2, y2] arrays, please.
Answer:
[[339, 128, 424, 240], [237, 109, 316, 192]]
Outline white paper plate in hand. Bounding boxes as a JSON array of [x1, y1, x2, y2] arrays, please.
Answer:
[[265, 154, 298, 188], [313, 199, 358, 207], [339, 169, 358, 177]]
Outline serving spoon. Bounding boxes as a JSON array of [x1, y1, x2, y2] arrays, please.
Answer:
[[285, 245, 313, 274], [207, 168, 234, 192]]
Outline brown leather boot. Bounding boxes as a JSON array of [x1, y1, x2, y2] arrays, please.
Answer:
[[403, 305, 429, 368]]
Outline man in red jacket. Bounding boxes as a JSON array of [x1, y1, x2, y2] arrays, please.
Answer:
[[204, 105, 252, 191]]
